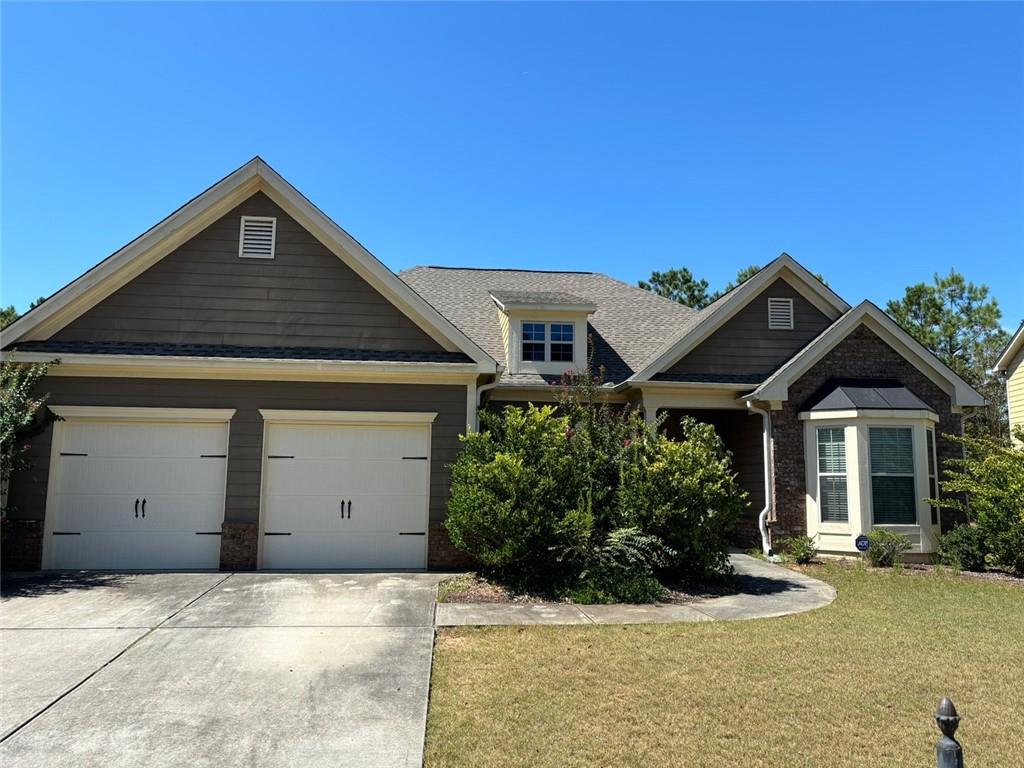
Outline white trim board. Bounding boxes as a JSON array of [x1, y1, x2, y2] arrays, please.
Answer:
[[258, 409, 437, 425], [752, 302, 985, 408], [629, 254, 850, 382], [48, 405, 236, 422], [1, 157, 497, 373], [995, 321, 1024, 373]]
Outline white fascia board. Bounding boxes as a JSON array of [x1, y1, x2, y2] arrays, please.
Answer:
[[628, 254, 850, 383], [799, 409, 939, 423], [5, 351, 480, 384], [753, 302, 986, 408], [2, 157, 497, 374], [994, 322, 1024, 373], [48, 405, 237, 422], [489, 294, 598, 314], [258, 409, 437, 425]]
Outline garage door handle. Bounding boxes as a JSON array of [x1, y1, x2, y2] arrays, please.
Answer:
[[135, 498, 139, 518], [347, 500, 352, 519], [141, 498, 146, 518], [264, 532, 292, 536]]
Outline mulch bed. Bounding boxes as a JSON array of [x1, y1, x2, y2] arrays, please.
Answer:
[[439, 573, 738, 605]]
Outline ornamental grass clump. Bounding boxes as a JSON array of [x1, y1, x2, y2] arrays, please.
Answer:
[[445, 363, 746, 602]]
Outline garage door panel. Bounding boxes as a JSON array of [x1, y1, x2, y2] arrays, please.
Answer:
[[266, 425, 427, 460], [264, 460, 428, 496], [261, 421, 430, 570], [47, 417, 229, 570], [262, 532, 425, 570], [61, 422, 228, 458], [58, 458, 225, 496], [265, 493, 426, 534], [50, 532, 223, 571]]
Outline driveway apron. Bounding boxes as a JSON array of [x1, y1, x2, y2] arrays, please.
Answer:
[[0, 572, 441, 768]]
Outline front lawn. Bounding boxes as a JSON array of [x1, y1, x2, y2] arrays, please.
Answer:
[[425, 563, 1023, 767]]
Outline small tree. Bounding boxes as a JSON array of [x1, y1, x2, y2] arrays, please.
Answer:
[[935, 428, 1024, 576], [1, 359, 58, 515]]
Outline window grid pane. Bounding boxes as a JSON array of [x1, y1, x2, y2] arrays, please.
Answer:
[[522, 323, 546, 342], [550, 324, 573, 343], [817, 427, 846, 473], [820, 476, 849, 522], [816, 427, 848, 522], [870, 427, 916, 525], [550, 344, 573, 362], [522, 343, 546, 362]]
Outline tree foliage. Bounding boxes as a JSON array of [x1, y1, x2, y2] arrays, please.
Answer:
[[638, 267, 712, 309], [886, 270, 1010, 437], [445, 364, 746, 601], [1, 359, 58, 515]]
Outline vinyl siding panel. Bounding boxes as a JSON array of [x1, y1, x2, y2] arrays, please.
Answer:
[[7, 378, 466, 527], [1008, 348, 1024, 445], [665, 278, 832, 378], [52, 192, 445, 352]]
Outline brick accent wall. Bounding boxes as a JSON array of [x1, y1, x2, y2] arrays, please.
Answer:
[[428, 522, 473, 570], [219, 521, 258, 571], [770, 325, 964, 540], [1, 519, 43, 571]]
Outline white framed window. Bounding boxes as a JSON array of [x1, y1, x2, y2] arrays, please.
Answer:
[[767, 297, 794, 330], [521, 322, 546, 361], [520, 321, 574, 365], [816, 426, 848, 522], [869, 426, 917, 524], [239, 216, 277, 259], [926, 427, 939, 525]]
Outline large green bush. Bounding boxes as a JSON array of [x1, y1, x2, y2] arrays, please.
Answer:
[[445, 366, 746, 601], [935, 428, 1024, 576], [936, 525, 988, 572], [865, 529, 912, 568]]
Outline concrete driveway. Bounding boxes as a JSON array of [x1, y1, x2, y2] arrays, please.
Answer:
[[0, 571, 442, 768]]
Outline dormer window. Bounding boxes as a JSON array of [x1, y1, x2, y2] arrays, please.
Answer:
[[489, 289, 596, 375]]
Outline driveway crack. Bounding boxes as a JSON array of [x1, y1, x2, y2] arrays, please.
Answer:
[[0, 572, 234, 744]]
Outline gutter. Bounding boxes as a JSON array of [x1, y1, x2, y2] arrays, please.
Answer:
[[472, 367, 506, 430], [746, 400, 773, 556]]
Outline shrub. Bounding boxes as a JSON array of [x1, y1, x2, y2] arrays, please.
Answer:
[[778, 535, 818, 564], [934, 428, 1024, 576], [619, 418, 746, 580], [1, 359, 58, 515], [936, 525, 988, 572], [445, 362, 745, 601], [866, 529, 912, 568]]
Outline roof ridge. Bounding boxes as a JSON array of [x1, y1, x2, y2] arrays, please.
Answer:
[[416, 265, 595, 275]]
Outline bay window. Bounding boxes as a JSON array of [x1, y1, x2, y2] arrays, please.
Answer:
[[869, 427, 916, 525]]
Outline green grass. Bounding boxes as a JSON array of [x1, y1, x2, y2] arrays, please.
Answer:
[[426, 563, 1024, 768]]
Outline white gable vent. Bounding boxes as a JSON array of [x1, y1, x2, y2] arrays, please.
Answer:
[[238, 216, 277, 259], [767, 297, 794, 330]]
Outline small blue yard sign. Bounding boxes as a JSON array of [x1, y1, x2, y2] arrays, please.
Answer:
[[855, 534, 870, 552]]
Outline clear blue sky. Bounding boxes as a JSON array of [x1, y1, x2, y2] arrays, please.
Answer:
[[3, 2, 1022, 328]]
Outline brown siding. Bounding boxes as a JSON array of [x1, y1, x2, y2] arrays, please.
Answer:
[[6, 377, 466, 534], [769, 325, 964, 540], [666, 278, 832, 378], [52, 192, 445, 352]]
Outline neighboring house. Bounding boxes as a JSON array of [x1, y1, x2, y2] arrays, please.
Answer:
[[1, 158, 985, 572], [995, 321, 1024, 444]]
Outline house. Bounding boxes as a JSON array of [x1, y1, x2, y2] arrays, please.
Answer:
[[0, 158, 985, 572], [994, 322, 1024, 445]]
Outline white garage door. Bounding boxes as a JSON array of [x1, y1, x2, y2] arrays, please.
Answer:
[[261, 418, 431, 570], [44, 409, 232, 570]]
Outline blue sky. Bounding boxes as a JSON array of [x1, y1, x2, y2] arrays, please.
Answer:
[[3, 2, 1022, 328]]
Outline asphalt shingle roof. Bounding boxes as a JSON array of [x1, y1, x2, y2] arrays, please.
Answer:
[[488, 289, 593, 307], [400, 266, 701, 384], [9, 340, 473, 364]]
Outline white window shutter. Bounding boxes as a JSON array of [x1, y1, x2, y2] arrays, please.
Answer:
[[238, 216, 277, 259], [767, 297, 794, 330]]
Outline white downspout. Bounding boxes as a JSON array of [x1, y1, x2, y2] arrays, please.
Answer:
[[473, 374, 503, 431], [746, 400, 773, 556]]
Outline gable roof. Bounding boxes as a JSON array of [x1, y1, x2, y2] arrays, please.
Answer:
[[1, 157, 497, 372], [995, 321, 1024, 373], [750, 301, 986, 408], [399, 266, 697, 384], [629, 253, 851, 382]]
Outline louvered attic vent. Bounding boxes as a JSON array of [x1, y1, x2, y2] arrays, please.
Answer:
[[238, 216, 277, 259], [767, 297, 794, 330]]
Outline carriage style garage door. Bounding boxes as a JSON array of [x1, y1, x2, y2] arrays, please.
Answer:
[[43, 407, 234, 570], [259, 411, 434, 570]]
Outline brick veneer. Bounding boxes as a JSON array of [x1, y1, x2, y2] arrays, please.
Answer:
[[1, 519, 43, 571], [219, 521, 258, 570], [428, 522, 473, 569], [770, 325, 964, 541]]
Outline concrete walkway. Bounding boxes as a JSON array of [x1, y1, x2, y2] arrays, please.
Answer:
[[434, 554, 836, 626]]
